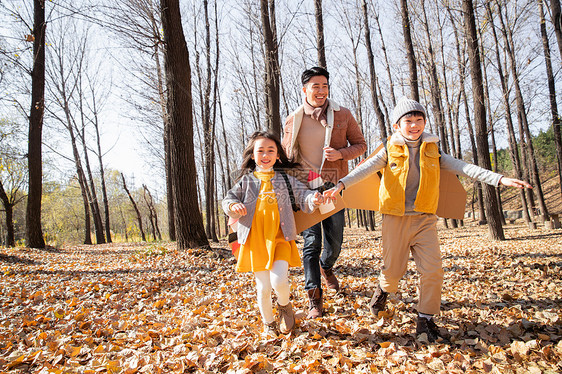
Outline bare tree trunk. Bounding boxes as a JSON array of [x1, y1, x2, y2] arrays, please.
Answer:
[[463, 0, 505, 240], [0, 181, 15, 247], [78, 90, 105, 244], [90, 86, 112, 243], [122, 174, 146, 242], [372, 4, 396, 107], [437, 5, 456, 158], [420, 0, 448, 153], [26, 0, 46, 248], [446, 7, 463, 159], [490, 123, 506, 225], [62, 95, 94, 244], [400, 0, 419, 102], [361, 0, 387, 140], [260, 0, 281, 137], [143, 185, 162, 241], [487, 2, 532, 224], [496, 0, 549, 221], [476, 15, 505, 226], [119, 208, 129, 242], [314, 0, 327, 68], [161, 0, 209, 249], [551, 0, 562, 60], [78, 173, 92, 245], [152, 20, 176, 241], [202, 0, 218, 242], [539, 0, 562, 198], [448, 5, 486, 224]]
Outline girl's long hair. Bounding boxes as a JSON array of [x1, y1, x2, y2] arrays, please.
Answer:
[[235, 130, 299, 181]]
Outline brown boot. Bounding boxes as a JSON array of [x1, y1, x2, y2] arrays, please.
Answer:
[[277, 302, 295, 333], [320, 267, 340, 292], [369, 285, 388, 317], [307, 288, 323, 319]]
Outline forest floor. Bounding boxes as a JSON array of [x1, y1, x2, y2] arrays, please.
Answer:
[[1, 221, 562, 373]]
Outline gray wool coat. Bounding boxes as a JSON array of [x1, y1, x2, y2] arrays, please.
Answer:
[[222, 171, 318, 245]]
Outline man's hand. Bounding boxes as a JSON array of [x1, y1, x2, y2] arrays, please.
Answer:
[[324, 147, 343, 161], [499, 177, 533, 189], [311, 192, 324, 206], [323, 182, 344, 202], [230, 203, 247, 216]]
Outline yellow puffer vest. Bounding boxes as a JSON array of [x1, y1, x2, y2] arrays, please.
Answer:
[[379, 137, 440, 216]]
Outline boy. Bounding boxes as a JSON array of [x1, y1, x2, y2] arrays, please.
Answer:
[[324, 97, 531, 342]]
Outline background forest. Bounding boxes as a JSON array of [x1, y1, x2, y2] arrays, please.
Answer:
[[0, 0, 561, 248]]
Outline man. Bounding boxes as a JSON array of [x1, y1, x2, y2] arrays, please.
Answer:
[[282, 67, 367, 318]]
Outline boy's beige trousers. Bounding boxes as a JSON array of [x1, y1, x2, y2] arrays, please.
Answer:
[[380, 213, 444, 315]]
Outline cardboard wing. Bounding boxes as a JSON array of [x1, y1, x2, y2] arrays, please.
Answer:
[[294, 193, 346, 234], [293, 144, 468, 233]]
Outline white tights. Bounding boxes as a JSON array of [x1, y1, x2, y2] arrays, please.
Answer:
[[254, 260, 290, 324]]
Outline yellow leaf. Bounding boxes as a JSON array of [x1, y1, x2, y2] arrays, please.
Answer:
[[107, 360, 121, 374], [379, 341, 392, 348], [69, 346, 82, 357], [6, 355, 25, 369], [93, 344, 105, 353], [75, 312, 86, 321]]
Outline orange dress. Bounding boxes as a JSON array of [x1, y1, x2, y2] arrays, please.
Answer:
[[235, 171, 302, 273]]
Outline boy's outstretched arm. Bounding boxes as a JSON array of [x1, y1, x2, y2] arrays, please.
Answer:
[[499, 177, 533, 189]]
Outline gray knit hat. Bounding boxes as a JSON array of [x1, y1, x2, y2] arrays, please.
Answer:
[[391, 97, 426, 125]]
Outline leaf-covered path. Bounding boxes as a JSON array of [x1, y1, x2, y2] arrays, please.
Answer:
[[1, 222, 561, 373]]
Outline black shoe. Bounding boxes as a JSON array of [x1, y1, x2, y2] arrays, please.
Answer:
[[416, 316, 442, 343], [369, 285, 388, 317]]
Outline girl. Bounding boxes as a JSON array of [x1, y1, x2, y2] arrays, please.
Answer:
[[222, 130, 323, 335]]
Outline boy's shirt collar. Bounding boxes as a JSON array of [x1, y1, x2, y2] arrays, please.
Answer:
[[389, 131, 439, 146]]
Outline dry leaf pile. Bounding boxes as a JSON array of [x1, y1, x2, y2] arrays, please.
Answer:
[[1, 222, 561, 373]]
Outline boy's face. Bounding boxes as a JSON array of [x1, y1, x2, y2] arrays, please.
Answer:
[[303, 75, 329, 107], [393, 113, 426, 141]]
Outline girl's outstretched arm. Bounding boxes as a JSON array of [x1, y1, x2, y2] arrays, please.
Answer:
[[323, 181, 345, 202]]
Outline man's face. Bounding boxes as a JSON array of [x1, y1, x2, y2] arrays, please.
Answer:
[[393, 113, 426, 141], [303, 75, 329, 107]]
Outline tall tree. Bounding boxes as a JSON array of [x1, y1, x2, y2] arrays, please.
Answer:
[[551, 0, 562, 59], [0, 158, 26, 247], [99, 0, 175, 241], [315, 0, 327, 68], [199, 0, 218, 242], [26, 0, 47, 248], [161, 0, 209, 249], [539, 0, 562, 198], [121, 173, 146, 242], [463, 0, 505, 240], [87, 72, 113, 243], [400, 0, 419, 102], [486, 2, 532, 224], [361, 0, 388, 140], [420, 0, 448, 153], [371, 2, 396, 107], [260, 0, 281, 137], [496, 0, 550, 222]]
